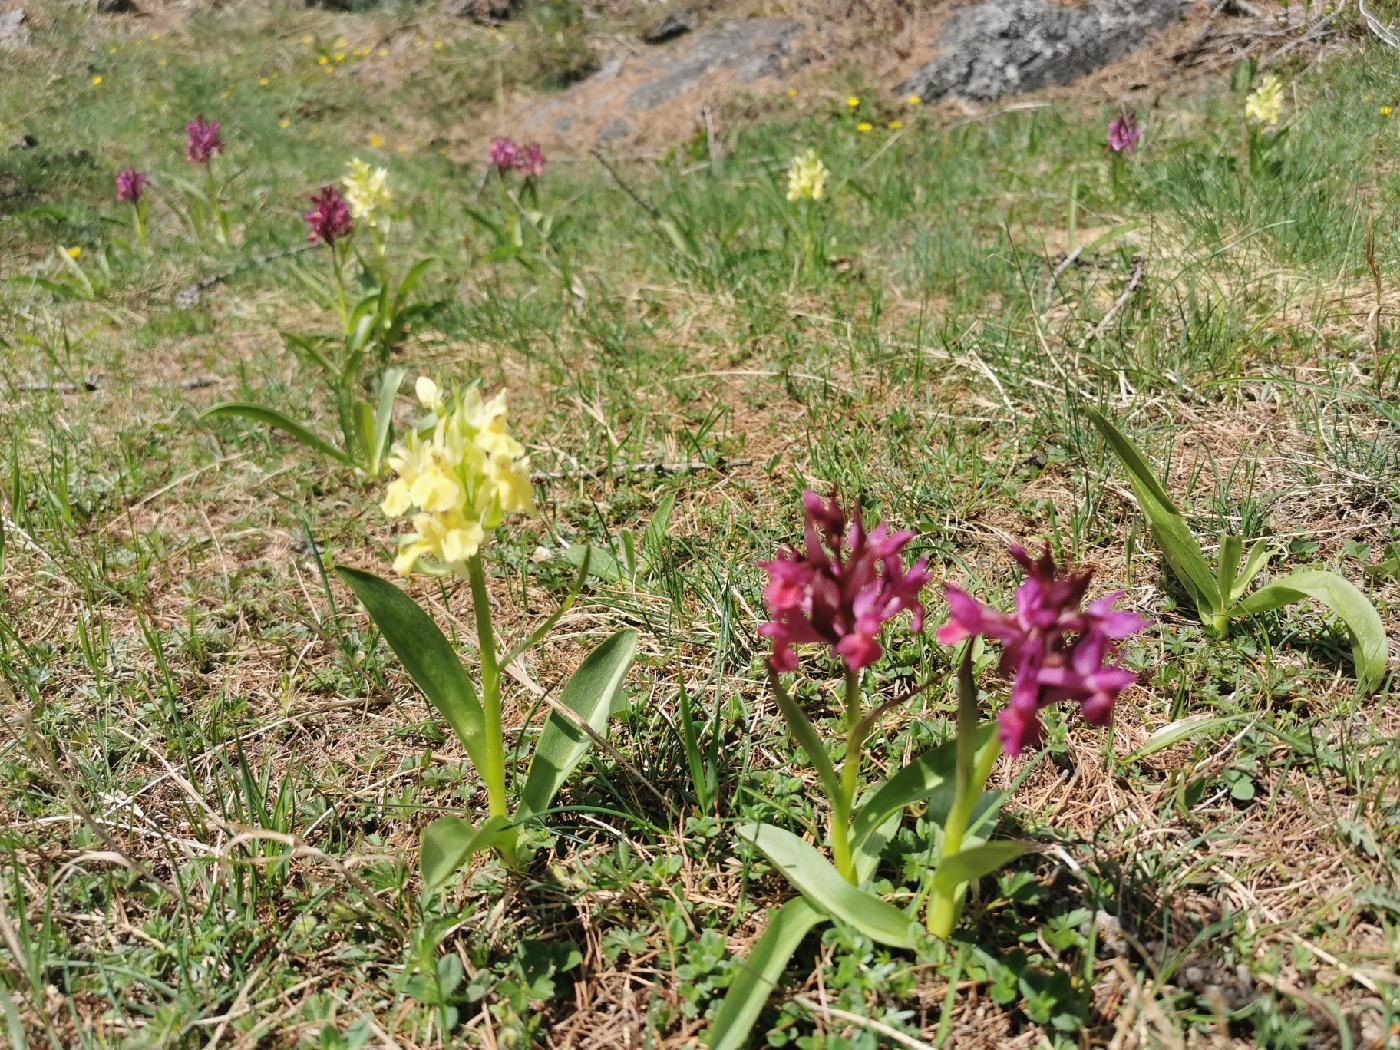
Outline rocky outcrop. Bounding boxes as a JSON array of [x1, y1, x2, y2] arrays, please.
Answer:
[[898, 0, 1191, 103]]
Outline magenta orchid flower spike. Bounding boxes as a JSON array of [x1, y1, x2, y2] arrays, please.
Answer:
[[304, 185, 353, 246], [488, 136, 520, 174], [115, 168, 148, 204], [185, 116, 224, 165], [938, 545, 1146, 755], [758, 490, 932, 673], [1107, 110, 1143, 154]]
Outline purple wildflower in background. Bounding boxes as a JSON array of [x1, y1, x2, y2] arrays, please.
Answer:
[[185, 116, 224, 165], [115, 168, 148, 204], [304, 185, 352, 246], [937, 545, 1146, 756], [488, 136, 520, 173], [516, 141, 545, 178], [758, 491, 932, 673], [1107, 110, 1142, 154]]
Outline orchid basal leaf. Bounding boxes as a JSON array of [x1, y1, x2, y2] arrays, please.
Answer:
[[334, 566, 489, 775], [421, 815, 515, 890], [202, 402, 352, 466], [519, 630, 637, 820], [738, 823, 915, 949], [1085, 408, 1221, 618], [705, 896, 823, 1050], [931, 840, 1031, 894], [1236, 569, 1388, 693]]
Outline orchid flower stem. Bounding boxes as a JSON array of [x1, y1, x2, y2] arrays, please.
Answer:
[[467, 556, 514, 861], [331, 242, 350, 338], [830, 667, 863, 884], [204, 162, 229, 246], [131, 202, 146, 252], [927, 647, 1000, 938]]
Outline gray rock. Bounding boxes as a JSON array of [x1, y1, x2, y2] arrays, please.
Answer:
[[96, 0, 138, 13], [898, 0, 1190, 103], [0, 9, 30, 50], [525, 19, 806, 141], [643, 9, 698, 45], [448, 0, 522, 23]]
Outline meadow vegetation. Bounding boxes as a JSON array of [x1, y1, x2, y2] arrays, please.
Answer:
[[0, 2, 1397, 1047]]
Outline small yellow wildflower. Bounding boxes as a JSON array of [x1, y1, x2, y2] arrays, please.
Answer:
[[158, 58, 167, 67], [108, 45, 118, 54], [221, 90, 230, 101], [432, 39, 445, 50], [149, 32, 159, 41], [396, 144, 410, 153], [66, 247, 82, 259], [368, 133, 383, 148], [381, 378, 535, 577], [334, 36, 349, 48], [1244, 73, 1284, 127], [279, 118, 291, 129], [786, 87, 797, 98], [1381, 106, 1393, 118], [888, 119, 904, 130], [334, 52, 346, 63], [856, 121, 872, 133], [438, 147, 449, 157], [317, 55, 329, 65], [785, 148, 829, 203], [302, 34, 314, 45], [91, 75, 103, 86], [378, 47, 389, 57], [846, 95, 860, 108], [258, 76, 270, 87], [907, 94, 921, 106], [343, 158, 393, 225]]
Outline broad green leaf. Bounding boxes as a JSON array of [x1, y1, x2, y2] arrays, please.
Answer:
[[850, 729, 988, 853], [420, 814, 514, 890], [519, 630, 637, 819], [932, 840, 1031, 894], [1231, 538, 1275, 601], [767, 675, 842, 811], [393, 257, 436, 310], [852, 809, 903, 883], [201, 402, 351, 465], [1085, 408, 1221, 617], [706, 896, 823, 1050], [738, 823, 915, 949], [1216, 533, 1242, 606], [368, 367, 405, 472], [280, 330, 338, 379], [1237, 569, 1389, 693], [1120, 714, 1250, 763], [334, 567, 488, 774], [565, 541, 626, 584]]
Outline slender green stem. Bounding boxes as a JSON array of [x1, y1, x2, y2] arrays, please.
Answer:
[[466, 556, 509, 825], [330, 241, 350, 337], [927, 647, 1000, 937], [204, 162, 228, 246], [829, 667, 863, 883], [131, 202, 146, 252]]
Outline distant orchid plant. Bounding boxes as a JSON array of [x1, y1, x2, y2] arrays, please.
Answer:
[[1239, 69, 1288, 177], [469, 138, 567, 277], [201, 165, 436, 479], [336, 377, 636, 886], [783, 148, 829, 273], [114, 167, 150, 250], [184, 116, 231, 244], [710, 494, 1145, 1049], [1107, 110, 1142, 155]]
